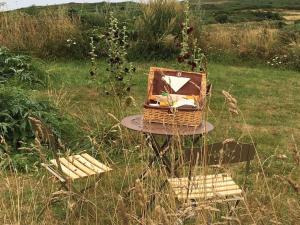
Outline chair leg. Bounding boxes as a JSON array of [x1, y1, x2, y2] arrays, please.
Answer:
[[67, 178, 99, 219], [37, 197, 55, 219], [37, 186, 69, 219], [146, 179, 168, 211], [228, 200, 241, 217], [79, 174, 102, 194], [223, 196, 248, 225], [37, 180, 75, 220]]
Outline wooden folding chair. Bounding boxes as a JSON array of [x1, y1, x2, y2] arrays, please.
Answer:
[[28, 116, 112, 216], [168, 141, 255, 222]]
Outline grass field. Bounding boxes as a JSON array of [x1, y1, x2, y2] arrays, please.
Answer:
[[43, 59, 300, 159], [1, 0, 300, 224], [1, 58, 299, 224]]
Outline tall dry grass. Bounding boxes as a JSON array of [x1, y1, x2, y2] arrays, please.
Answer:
[[0, 8, 80, 57], [201, 23, 279, 58], [132, 0, 183, 58], [1, 87, 299, 225]]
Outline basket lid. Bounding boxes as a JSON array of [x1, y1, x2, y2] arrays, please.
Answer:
[[147, 67, 206, 98]]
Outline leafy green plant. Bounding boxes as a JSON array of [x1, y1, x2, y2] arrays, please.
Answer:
[[0, 86, 77, 150], [0, 85, 81, 171], [214, 13, 230, 24], [103, 13, 135, 98], [0, 47, 46, 86]]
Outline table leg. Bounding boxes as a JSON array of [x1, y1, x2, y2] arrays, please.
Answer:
[[138, 134, 172, 180], [143, 135, 183, 210], [131, 134, 203, 207], [125, 135, 173, 196], [149, 134, 182, 178]]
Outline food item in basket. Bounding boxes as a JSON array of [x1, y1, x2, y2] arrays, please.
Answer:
[[149, 103, 160, 107], [173, 98, 195, 108], [159, 101, 170, 107], [150, 94, 197, 108]]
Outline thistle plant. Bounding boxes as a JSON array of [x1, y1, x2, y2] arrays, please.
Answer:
[[104, 13, 135, 98], [177, 0, 207, 73]]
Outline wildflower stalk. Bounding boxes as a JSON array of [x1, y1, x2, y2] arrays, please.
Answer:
[[89, 37, 97, 77], [105, 13, 135, 98], [177, 0, 207, 73]]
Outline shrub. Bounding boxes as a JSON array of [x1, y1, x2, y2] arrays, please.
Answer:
[[278, 29, 300, 45], [177, 0, 207, 72], [0, 86, 78, 150], [0, 47, 46, 86], [268, 46, 300, 71], [285, 46, 300, 71], [252, 11, 282, 21], [80, 12, 107, 28], [215, 13, 229, 24], [132, 0, 183, 59]]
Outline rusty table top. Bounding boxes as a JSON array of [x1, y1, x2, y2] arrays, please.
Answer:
[[121, 115, 214, 136]]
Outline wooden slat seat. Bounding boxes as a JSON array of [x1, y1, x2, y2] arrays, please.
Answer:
[[43, 153, 112, 181], [167, 141, 256, 223], [168, 173, 242, 201], [29, 116, 113, 218]]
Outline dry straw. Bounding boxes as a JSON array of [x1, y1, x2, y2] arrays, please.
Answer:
[[134, 179, 147, 209], [222, 90, 238, 115], [0, 9, 80, 56], [117, 195, 130, 225], [154, 205, 170, 225]]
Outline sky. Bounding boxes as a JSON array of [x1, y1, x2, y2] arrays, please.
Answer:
[[1, 0, 135, 11]]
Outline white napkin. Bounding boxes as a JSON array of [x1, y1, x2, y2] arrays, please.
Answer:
[[162, 75, 190, 92], [173, 99, 195, 108]]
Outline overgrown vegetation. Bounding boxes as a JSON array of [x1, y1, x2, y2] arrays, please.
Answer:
[[0, 47, 46, 86], [1, 0, 299, 70], [0, 1, 300, 224], [0, 85, 76, 147], [1, 58, 299, 224], [132, 0, 183, 59]]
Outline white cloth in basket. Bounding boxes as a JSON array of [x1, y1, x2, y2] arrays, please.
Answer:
[[162, 75, 190, 92]]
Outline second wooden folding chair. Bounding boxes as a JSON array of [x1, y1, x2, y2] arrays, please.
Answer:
[[168, 140, 256, 223]]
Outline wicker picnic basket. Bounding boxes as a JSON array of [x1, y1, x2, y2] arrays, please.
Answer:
[[143, 67, 207, 126]]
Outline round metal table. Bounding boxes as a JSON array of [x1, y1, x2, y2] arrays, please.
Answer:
[[121, 115, 214, 176]]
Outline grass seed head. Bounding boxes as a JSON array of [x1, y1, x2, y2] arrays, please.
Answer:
[[155, 205, 170, 225], [117, 195, 130, 225], [134, 179, 147, 209], [222, 90, 239, 115]]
